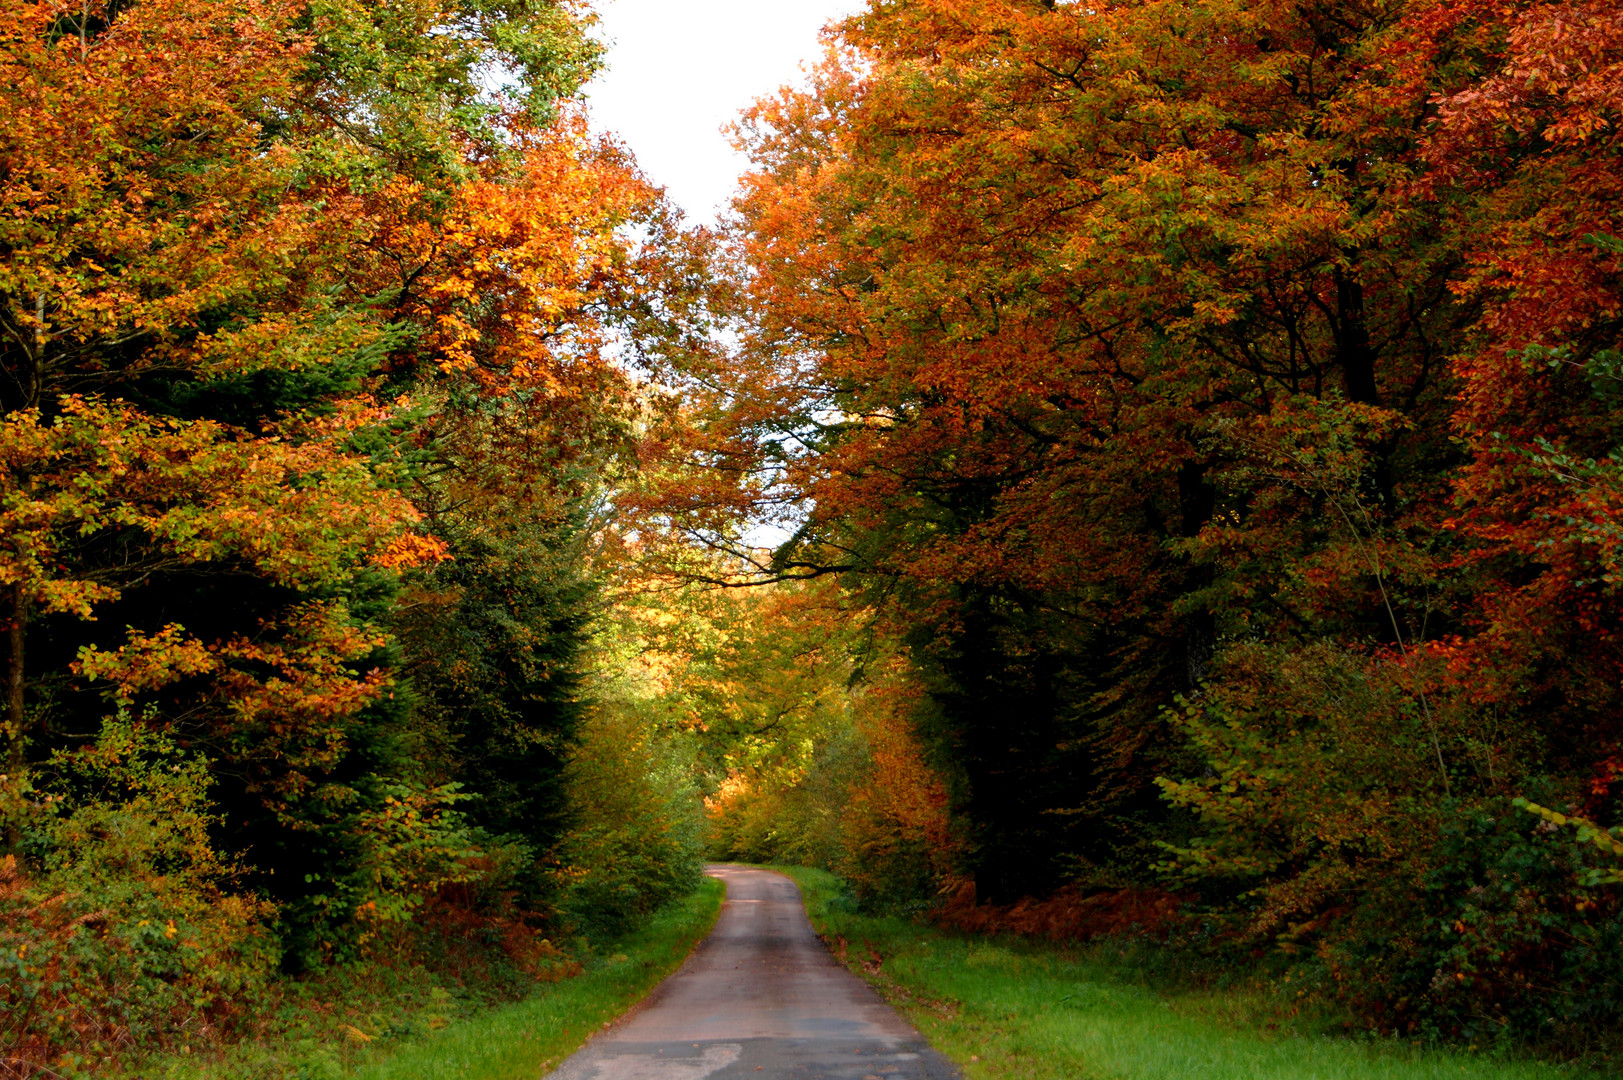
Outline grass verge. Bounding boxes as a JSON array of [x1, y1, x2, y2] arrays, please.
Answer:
[[773, 866, 1596, 1080], [137, 876, 724, 1080]]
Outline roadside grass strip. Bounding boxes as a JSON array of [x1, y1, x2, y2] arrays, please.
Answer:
[[775, 867, 1594, 1080]]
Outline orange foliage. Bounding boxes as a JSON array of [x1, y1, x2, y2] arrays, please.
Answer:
[[836, 659, 964, 902], [934, 882, 1186, 944], [0, 0, 318, 379], [644, 0, 1623, 1038]]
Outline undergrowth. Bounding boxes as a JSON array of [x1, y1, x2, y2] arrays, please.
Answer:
[[127, 876, 723, 1080]]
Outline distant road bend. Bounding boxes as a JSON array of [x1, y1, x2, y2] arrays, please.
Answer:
[[545, 865, 961, 1080]]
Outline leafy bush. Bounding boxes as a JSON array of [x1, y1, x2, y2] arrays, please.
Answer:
[[1157, 643, 1623, 1049], [1, 715, 276, 1074], [1155, 643, 1450, 937], [349, 781, 482, 931], [832, 702, 964, 912], [1316, 804, 1623, 1050], [554, 710, 704, 940]]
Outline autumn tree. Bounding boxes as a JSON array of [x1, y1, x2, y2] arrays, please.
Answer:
[[653, 0, 1466, 897], [0, 0, 673, 976], [641, 0, 1623, 1041]]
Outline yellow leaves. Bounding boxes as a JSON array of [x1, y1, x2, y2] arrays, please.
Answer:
[[72, 603, 393, 742], [0, 395, 426, 622], [1, 0, 317, 363], [372, 533, 451, 570], [354, 109, 652, 405], [173, 308, 397, 379], [75, 624, 218, 696], [1513, 797, 1623, 866], [29, 580, 120, 621], [1191, 299, 1239, 325]]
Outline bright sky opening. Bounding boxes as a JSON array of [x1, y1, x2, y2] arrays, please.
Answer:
[[585, 0, 859, 226]]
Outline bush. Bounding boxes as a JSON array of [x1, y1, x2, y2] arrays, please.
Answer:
[[1156, 642, 1623, 1051], [832, 701, 964, 911], [1316, 803, 1623, 1050], [1, 714, 276, 1075], [554, 710, 704, 941]]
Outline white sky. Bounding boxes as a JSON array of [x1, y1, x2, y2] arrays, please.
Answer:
[[585, 0, 860, 226]]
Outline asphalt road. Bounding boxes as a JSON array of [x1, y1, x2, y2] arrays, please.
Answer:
[[544, 864, 961, 1080]]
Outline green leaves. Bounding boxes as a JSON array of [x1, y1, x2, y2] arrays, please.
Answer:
[[1512, 797, 1623, 884], [302, 0, 600, 180]]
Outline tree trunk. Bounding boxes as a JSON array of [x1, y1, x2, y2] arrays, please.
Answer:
[[3, 583, 26, 852], [1334, 265, 1379, 406], [1177, 459, 1217, 685]]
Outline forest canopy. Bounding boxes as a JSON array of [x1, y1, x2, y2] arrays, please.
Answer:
[[2, 0, 1622, 1072]]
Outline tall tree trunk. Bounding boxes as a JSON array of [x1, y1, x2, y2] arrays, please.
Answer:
[[3, 583, 26, 852], [1177, 459, 1217, 686], [1334, 265, 1379, 406], [1333, 261, 1398, 508]]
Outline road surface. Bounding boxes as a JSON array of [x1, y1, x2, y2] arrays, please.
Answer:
[[545, 865, 961, 1080]]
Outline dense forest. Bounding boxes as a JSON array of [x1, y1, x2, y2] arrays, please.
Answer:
[[0, 0, 709, 1069], [653, 0, 1623, 1055], [2, 0, 1621, 1074]]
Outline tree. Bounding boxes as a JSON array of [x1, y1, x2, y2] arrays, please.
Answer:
[[0, 0, 658, 958], [649, 0, 1623, 1040], [657, 0, 1470, 898]]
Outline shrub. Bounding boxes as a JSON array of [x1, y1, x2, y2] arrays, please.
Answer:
[[554, 710, 704, 941], [1156, 642, 1623, 1049], [1316, 803, 1623, 1050], [832, 687, 966, 911], [1, 714, 276, 1075]]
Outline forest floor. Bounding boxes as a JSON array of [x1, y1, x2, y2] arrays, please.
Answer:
[[129, 878, 724, 1080], [775, 866, 1602, 1080]]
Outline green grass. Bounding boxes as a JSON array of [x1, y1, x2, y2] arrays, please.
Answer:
[[137, 878, 724, 1080], [773, 867, 1598, 1080]]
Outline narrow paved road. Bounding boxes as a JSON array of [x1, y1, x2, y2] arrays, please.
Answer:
[[545, 865, 961, 1080]]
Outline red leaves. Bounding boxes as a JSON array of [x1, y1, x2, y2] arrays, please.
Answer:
[[934, 882, 1187, 943], [1402, 0, 1623, 708]]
